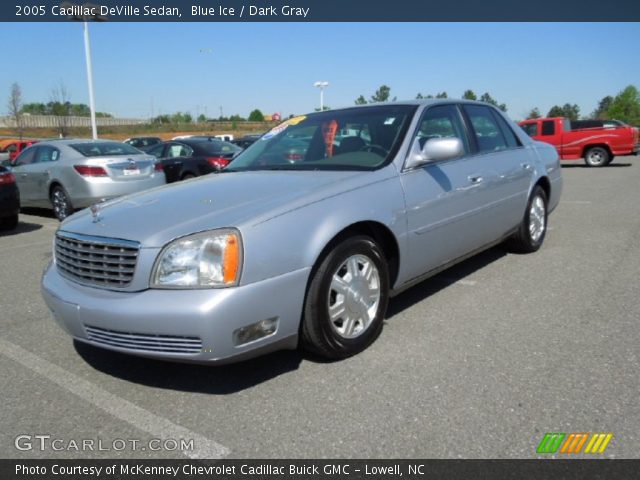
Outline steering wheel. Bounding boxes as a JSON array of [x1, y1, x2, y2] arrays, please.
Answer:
[[359, 144, 388, 157]]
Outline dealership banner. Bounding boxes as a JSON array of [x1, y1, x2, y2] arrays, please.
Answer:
[[3, 459, 640, 479], [2, 0, 639, 22]]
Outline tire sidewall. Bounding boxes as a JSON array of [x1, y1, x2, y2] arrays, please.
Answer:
[[585, 147, 609, 167], [305, 236, 389, 358], [51, 186, 73, 221], [524, 186, 548, 251]]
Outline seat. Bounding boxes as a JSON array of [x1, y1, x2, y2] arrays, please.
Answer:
[[337, 136, 365, 154]]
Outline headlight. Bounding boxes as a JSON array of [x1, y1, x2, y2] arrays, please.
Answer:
[[151, 229, 242, 288]]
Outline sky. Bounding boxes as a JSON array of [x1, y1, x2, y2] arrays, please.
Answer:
[[1, 22, 639, 121]]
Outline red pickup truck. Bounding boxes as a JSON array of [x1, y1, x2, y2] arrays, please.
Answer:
[[519, 117, 639, 167]]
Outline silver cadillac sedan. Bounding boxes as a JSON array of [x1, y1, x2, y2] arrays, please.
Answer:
[[12, 139, 165, 221], [41, 100, 562, 364]]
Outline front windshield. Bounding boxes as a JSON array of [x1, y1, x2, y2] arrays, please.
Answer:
[[226, 104, 417, 171]]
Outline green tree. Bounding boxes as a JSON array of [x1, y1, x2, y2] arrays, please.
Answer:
[[69, 103, 90, 116], [591, 95, 613, 119], [480, 92, 507, 111], [547, 104, 580, 120], [527, 107, 541, 119], [607, 85, 640, 125], [547, 105, 564, 117], [371, 85, 394, 103], [152, 114, 171, 124], [354, 95, 367, 105], [170, 112, 192, 123], [415, 93, 424, 99], [462, 90, 477, 100], [435, 92, 448, 99], [248, 109, 264, 121], [197, 113, 207, 123], [21, 102, 47, 115]]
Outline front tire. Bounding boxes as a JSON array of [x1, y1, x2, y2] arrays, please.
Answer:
[[301, 236, 390, 360], [507, 185, 548, 253], [50, 185, 74, 221], [584, 147, 610, 167]]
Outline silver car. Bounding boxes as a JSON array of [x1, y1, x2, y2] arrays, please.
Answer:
[[12, 139, 165, 220], [41, 100, 562, 364]]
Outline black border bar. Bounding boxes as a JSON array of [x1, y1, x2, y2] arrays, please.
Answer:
[[3, 459, 640, 480], [4, 0, 640, 22]]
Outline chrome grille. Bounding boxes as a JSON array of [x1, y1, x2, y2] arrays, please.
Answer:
[[85, 325, 202, 354], [55, 232, 139, 288]]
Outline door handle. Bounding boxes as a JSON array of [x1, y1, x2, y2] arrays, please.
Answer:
[[467, 175, 483, 184], [20, 173, 28, 177], [521, 163, 533, 171]]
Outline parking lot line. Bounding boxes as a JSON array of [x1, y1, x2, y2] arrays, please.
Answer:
[[0, 338, 230, 459]]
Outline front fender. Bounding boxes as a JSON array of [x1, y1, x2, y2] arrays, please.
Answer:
[[238, 175, 407, 287]]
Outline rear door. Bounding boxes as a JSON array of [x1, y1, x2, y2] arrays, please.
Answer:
[[462, 104, 533, 234]]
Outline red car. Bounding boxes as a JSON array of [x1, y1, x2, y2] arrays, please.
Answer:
[[519, 117, 639, 167]]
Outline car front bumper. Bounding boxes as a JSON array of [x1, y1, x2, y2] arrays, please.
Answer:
[[41, 262, 309, 364]]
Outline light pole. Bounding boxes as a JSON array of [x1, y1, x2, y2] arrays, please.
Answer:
[[83, 22, 98, 139], [313, 81, 329, 111]]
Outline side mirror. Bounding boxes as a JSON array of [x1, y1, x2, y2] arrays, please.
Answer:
[[406, 136, 464, 169]]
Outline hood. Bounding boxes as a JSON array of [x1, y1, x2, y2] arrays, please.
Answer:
[[60, 170, 368, 247]]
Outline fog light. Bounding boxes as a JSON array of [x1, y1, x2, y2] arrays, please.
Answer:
[[233, 317, 278, 346]]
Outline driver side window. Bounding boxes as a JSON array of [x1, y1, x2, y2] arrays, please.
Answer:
[[415, 105, 470, 155]]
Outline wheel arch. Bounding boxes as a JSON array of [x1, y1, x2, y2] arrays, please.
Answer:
[[534, 175, 551, 200], [582, 143, 612, 159], [307, 220, 401, 292]]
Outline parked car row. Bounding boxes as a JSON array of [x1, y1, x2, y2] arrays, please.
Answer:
[[41, 99, 563, 365]]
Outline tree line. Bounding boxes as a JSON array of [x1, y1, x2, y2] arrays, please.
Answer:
[[354, 85, 507, 111], [6, 81, 112, 139], [526, 85, 640, 124]]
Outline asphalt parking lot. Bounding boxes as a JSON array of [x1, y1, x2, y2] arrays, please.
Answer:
[[1, 156, 638, 459]]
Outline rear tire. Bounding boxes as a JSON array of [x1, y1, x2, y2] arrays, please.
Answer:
[[584, 147, 610, 167], [301, 236, 390, 360], [507, 185, 548, 253], [182, 173, 196, 180], [50, 185, 74, 221]]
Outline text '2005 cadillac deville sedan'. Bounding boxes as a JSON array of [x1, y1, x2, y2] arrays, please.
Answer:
[[42, 100, 562, 364]]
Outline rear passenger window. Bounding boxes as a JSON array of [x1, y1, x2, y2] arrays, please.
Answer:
[[541, 121, 555, 136], [167, 144, 193, 158], [34, 146, 59, 163], [463, 105, 508, 153], [491, 111, 521, 148]]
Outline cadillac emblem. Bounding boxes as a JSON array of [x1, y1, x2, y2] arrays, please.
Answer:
[[90, 204, 101, 223]]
